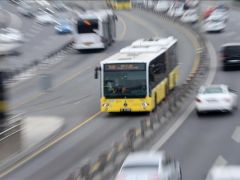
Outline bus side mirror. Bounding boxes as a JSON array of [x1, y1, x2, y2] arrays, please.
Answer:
[[114, 15, 118, 21], [94, 66, 101, 79]]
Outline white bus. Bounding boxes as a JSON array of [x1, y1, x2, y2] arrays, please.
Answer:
[[73, 10, 117, 51], [95, 36, 179, 112]]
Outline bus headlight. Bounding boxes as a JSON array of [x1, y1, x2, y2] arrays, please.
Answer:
[[102, 103, 109, 107], [142, 102, 148, 108]]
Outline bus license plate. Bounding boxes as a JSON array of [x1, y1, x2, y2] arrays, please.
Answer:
[[120, 108, 131, 112]]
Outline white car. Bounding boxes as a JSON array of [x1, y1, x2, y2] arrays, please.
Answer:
[[154, 1, 170, 13], [203, 19, 226, 32], [206, 166, 240, 180], [17, 3, 35, 17], [0, 28, 23, 55], [143, 0, 154, 9], [209, 9, 228, 22], [180, 9, 198, 23], [115, 151, 182, 180], [195, 84, 238, 115], [35, 11, 56, 24], [167, 2, 185, 17], [185, 0, 199, 8], [0, 28, 24, 43]]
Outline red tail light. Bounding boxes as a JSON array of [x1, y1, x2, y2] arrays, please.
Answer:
[[196, 97, 201, 103], [219, 52, 225, 61], [149, 174, 161, 180], [115, 174, 124, 180]]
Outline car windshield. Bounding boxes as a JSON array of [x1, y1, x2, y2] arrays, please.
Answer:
[[223, 46, 240, 58], [122, 164, 159, 173], [202, 87, 224, 94], [206, 19, 222, 23]]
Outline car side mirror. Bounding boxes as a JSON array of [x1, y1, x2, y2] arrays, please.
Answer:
[[229, 89, 238, 93], [94, 66, 101, 79]]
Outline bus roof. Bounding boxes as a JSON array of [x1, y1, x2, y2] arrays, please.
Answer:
[[101, 36, 177, 65], [78, 9, 114, 21]]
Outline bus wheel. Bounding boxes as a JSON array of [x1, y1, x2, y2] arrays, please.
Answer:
[[154, 94, 158, 111], [173, 74, 176, 89]]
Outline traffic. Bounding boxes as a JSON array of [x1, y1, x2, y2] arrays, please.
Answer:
[[0, 0, 240, 180]]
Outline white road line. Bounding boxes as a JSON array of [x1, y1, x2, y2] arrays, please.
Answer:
[[231, 126, 240, 143], [151, 40, 217, 151], [212, 155, 228, 167], [205, 155, 228, 180]]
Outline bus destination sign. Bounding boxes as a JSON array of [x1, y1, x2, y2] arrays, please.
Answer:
[[104, 63, 145, 71]]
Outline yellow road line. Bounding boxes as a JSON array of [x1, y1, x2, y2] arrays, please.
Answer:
[[0, 111, 101, 178], [53, 66, 92, 88], [121, 12, 159, 36]]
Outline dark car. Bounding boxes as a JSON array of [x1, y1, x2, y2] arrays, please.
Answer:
[[220, 43, 240, 71]]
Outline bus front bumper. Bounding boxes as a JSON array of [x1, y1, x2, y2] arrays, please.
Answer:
[[73, 42, 105, 50]]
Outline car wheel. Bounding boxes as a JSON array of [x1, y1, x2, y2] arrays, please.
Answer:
[[196, 110, 202, 116], [179, 168, 182, 180], [223, 65, 228, 71]]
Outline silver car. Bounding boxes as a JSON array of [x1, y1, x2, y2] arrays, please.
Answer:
[[115, 151, 182, 180]]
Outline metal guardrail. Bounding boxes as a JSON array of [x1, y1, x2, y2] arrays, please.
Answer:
[[4, 40, 74, 82], [66, 4, 209, 180]]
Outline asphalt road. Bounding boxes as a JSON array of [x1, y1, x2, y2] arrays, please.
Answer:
[[139, 2, 240, 180], [0, 0, 72, 71], [1, 7, 197, 180]]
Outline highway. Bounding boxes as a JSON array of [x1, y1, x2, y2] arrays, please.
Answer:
[[1, 4, 197, 180], [138, 2, 240, 180]]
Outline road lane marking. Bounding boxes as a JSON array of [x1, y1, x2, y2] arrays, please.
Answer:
[[117, 15, 127, 41], [232, 126, 240, 143], [53, 66, 92, 88], [0, 111, 102, 178], [205, 155, 228, 180], [121, 12, 159, 36], [151, 40, 217, 151]]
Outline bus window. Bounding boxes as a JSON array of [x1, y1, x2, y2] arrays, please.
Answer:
[[103, 63, 147, 98], [77, 19, 98, 34], [149, 53, 166, 89]]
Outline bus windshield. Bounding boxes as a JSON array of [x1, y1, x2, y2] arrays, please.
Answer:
[[103, 64, 146, 98], [77, 19, 98, 34]]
